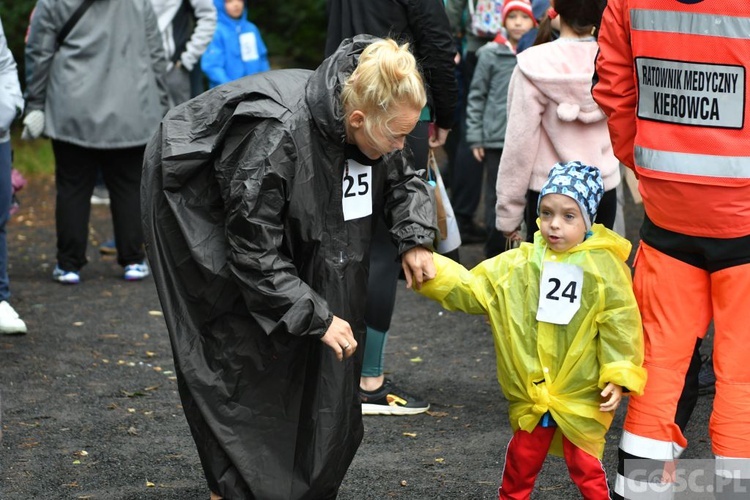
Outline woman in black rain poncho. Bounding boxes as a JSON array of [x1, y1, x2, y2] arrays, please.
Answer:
[[141, 35, 438, 500]]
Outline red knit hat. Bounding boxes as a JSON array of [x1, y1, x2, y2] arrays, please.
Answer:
[[502, 0, 538, 26]]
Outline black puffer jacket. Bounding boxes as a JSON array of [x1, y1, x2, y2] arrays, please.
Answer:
[[142, 35, 437, 499], [325, 0, 458, 130]]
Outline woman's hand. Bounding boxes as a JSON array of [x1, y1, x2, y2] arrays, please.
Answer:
[[428, 127, 450, 148], [320, 315, 357, 361], [600, 383, 623, 412], [472, 147, 485, 163], [401, 246, 436, 290]]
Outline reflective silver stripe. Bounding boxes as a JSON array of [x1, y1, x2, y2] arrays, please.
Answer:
[[635, 146, 750, 179], [716, 456, 750, 479], [615, 473, 676, 500], [631, 9, 750, 39], [620, 430, 684, 461]]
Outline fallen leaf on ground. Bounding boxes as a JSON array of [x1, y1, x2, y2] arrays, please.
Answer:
[[539, 484, 565, 491], [426, 411, 449, 418]]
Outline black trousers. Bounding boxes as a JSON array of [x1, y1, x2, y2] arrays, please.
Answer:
[[364, 122, 459, 331], [483, 148, 507, 257], [52, 140, 146, 271], [365, 122, 430, 332], [450, 50, 484, 224]]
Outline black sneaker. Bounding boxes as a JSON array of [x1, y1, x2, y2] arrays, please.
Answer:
[[698, 354, 716, 395], [360, 379, 430, 416]]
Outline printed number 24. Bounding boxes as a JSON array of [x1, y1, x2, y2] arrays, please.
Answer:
[[545, 278, 578, 303], [344, 173, 369, 198]]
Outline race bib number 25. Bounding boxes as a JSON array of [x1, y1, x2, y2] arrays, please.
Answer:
[[342, 160, 372, 221]]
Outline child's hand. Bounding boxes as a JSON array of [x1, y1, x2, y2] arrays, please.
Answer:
[[599, 383, 622, 412], [503, 230, 523, 242]]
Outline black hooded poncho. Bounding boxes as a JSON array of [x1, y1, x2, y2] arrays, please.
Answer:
[[141, 36, 437, 499]]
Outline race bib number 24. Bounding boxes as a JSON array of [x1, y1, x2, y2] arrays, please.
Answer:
[[536, 261, 583, 325]]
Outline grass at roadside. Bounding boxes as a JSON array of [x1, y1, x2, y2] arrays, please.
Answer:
[[10, 125, 54, 176]]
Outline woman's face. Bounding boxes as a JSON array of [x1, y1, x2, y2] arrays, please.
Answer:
[[347, 105, 422, 160]]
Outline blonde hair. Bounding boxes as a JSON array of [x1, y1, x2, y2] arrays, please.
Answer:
[[341, 39, 427, 145]]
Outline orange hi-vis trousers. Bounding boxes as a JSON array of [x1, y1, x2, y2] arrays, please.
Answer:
[[615, 240, 750, 499]]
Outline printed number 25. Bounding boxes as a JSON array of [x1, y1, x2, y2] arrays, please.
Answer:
[[545, 278, 578, 303], [344, 173, 369, 198]]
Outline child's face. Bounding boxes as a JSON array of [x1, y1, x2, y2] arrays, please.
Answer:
[[225, 0, 244, 19], [538, 194, 587, 253], [504, 11, 536, 44]]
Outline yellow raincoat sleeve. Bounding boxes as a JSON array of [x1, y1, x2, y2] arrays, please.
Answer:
[[593, 253, 648, 396], [416, 253, 493, 315]]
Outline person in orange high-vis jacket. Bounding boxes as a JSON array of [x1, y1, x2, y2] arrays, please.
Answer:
[[593, 1, 750, 499]]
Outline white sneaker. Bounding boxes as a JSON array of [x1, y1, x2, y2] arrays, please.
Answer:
[[0, 301, 27, 335], [90, 185, 110, 205], [123, 261, 150, 281]]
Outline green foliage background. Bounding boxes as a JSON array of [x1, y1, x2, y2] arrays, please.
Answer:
[[2, 0, 328, 79], [1, 0, 328, 174]]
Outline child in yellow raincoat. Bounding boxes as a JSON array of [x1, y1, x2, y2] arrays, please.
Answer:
[[417, 161, 647, 499]]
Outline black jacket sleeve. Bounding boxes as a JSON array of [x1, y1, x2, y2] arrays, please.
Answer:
[[406, 0, 459, 130]]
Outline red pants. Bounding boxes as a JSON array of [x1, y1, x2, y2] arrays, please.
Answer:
[[499, 426, 611, 500]]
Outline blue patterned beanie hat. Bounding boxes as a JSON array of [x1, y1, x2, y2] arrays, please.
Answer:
[[537, 161, 605, 231]]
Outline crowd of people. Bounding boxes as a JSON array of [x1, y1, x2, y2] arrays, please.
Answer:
[[1, 0, 742, 498]]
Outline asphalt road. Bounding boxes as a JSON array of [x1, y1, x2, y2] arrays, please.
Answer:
[[0, 175, 714, 499]]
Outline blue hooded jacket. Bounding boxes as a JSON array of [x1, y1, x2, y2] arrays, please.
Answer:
[[201, 0, 270, 88]]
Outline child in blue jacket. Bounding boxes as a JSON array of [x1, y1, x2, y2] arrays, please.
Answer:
[[201, 0, 270, 88]]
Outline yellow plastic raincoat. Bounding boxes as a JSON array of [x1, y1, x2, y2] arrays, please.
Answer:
[[419, 225, 647, 458]]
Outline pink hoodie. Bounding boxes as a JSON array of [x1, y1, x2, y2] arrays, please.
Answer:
[[495, 39, 620, 234]]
